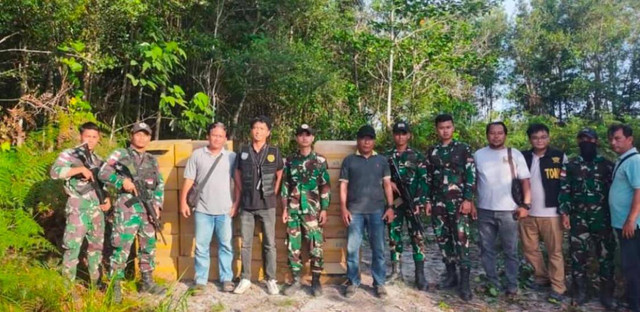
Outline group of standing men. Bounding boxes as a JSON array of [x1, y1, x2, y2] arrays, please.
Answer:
[[52, 115, 640, 311], [51, 121, 168, 303]]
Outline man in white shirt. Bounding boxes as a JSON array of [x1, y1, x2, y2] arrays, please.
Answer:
[[474, 121, 531, 299], [520, 123, 567, 302]]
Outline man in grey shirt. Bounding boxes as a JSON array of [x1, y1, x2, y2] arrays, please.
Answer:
[[340, 125, 395, 299], [180, 122, 238, 293]]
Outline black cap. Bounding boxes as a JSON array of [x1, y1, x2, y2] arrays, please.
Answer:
[[295, 124, 315, 135], [131, 122, 152, 135], [357, 125, 376, 139], [577, 128, 598, 139], [392, 121, 411, 133]]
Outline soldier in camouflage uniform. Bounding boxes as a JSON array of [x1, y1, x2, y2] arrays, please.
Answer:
[[558, 128, 616, 309], [281, 124, 331, 297], [98, 122, 165, 302], [384, 121, 429, 290], [425, 114, 475, 301], [50, 122, 111, 286]]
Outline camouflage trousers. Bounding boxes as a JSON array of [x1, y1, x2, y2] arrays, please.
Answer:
[[109, 201, 157, 280], [62, 197, 105, 282], [286, 209, 324, 276], [432, 198, 471, 268], [388, 205, 426, 262], [570, 209, 616, 282]]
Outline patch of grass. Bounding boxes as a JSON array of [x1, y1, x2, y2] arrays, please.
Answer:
[[210, 302, 226, 312], [274, 298, 297, 307], [437, 301, 451, 311]]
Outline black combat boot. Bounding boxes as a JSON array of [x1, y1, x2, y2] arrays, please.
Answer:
[[459, 268, 472, 301], [414, 260, 427, 290], [600, 279, 615, 310], [439, 263, 458, 289], [311, 273, 323, 297], [284, 276, 303, 296], [140, 272, 167, 295], [387, 261, 401, 282], [572, 276, 588, 306]]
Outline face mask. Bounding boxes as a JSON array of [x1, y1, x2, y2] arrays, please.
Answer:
[[579, 141, 597, 161]]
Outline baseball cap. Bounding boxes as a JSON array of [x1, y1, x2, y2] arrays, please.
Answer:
[[357, 125, 376, 139], [577, 128, 598, 139], [132, 122, 152, 135], [392, 121, 411, 133], [295, 124, 315, 135]]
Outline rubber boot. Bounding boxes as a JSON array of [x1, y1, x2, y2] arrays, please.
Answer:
[[284, 276, 303, 296], [311, 273, 323, 297], [414, 260, 427, 290], [439, 263, 458, 289], [387, 261, 401, 283], [600, 279, 615, 310], [572, 276, 588, 306], [459, 268, 472, 301], [140, 272, 167, 295]]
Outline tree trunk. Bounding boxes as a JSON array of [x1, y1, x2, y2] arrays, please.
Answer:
[[386, 8, 395, 128]]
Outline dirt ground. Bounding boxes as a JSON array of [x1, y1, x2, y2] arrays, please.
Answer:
[[159, 230, 618, 312]]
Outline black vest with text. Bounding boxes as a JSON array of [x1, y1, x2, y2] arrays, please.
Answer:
[[523, 147, 564, 208]]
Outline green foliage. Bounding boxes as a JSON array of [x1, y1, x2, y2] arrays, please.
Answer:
[[0, 256, 70, 311], [0, 208, 54, 257]]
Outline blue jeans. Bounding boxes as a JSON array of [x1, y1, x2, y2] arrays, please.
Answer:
[[347, 211, 386, 287], [616, 228, 640, 312], [477, 208, 520, 292], [194, 211, 233, 284]]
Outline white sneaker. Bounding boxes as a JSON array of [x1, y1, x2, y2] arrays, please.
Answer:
[[266, 279, 280, 295], [233, 278, 252, 294]]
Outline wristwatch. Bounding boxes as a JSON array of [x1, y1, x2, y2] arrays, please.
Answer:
[[520, 203, 531, 210], [385, 204, 394, 210]]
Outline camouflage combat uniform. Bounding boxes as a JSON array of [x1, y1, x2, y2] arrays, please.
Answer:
[[384, 147, 429, 262], [50, 146, 106, 282], [98, 147, 164, 280], [425, 140, 475, 269], [558, 155, 616, 284], [280, 151, 331, 276]]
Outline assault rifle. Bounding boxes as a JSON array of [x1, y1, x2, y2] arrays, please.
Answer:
[[73, 143, 108, 205], [388, 157, 425, 236], [115, 162, 167, 245]]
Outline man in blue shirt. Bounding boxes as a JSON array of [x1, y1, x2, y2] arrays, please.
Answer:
[[608, 123, 640, 312]]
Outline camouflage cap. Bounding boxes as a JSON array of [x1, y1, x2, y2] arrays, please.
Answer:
[[392, 121, 411, 133], [295, 124, 315, 135], [132, 122, 152, 135]]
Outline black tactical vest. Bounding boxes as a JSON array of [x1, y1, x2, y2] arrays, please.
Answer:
[[239, 144, 280, 203]]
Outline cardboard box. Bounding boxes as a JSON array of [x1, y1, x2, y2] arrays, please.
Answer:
[[160, 211, 179, 235], [158, 166, 178, 191], [147, 141, 176, 168], [155, 234, 179, 258], [154, 256, 178, 281]]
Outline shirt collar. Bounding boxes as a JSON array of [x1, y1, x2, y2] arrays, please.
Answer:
[[390, 146, 413, 154], [619, 147, 638, 160], [204, 146, 226, 156], [576, 154, 605, 163], [355, 149, 378, 157], [295, 150, 315, 159], [436, 140, 457, 148]]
